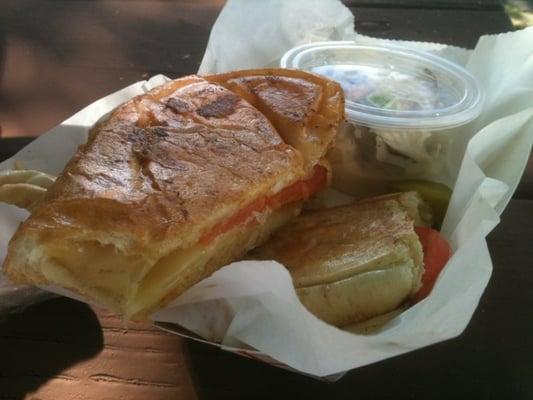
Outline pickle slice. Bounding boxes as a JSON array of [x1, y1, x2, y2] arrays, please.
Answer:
[[390, 180, 452, 227]]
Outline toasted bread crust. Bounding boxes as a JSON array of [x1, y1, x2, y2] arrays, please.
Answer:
[[251, 192, 430, 326], [4, 70, 345, 318], [10, 76, 305, 255], [205, 68, 345, 173]]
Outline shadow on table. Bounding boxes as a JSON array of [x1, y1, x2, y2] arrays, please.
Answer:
[[0, 297, 103, 399], [0, 23, 6, 138], [184, 332, 517, 400]]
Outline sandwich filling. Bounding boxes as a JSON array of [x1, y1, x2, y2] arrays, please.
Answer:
[[200, 164, 328, 244], [37, 164, 328, 318], [131, 163, 328, 316]]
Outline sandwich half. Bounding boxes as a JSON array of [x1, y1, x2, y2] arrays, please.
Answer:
[[250, 192, 433, 327], [3, 69, 344, 319]]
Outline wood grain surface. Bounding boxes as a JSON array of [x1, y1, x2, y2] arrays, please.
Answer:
[[0, 0, 223, 137], [1, 1, 532, 399]]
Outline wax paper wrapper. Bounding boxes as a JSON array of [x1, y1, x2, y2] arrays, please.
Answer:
[[0, 205, 53, 316], [1, 0, 533, 379]]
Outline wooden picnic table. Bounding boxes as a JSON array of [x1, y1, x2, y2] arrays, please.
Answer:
[[1, 1, 532, 399]]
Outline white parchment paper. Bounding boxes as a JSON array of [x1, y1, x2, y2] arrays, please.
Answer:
[[1, 0, 532, 377]]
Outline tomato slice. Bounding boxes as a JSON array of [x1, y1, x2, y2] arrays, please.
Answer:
[[414, 226, 452, 302], [268, 165, 328, 209], [267, 181, 306, 209], [200, 197, 266, 244], [200, 165, 328, 244]]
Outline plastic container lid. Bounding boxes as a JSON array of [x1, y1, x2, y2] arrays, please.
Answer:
[[281, 41, 483, 131]]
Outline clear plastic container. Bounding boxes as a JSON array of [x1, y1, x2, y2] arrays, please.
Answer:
[[281, 41, 484, 198]]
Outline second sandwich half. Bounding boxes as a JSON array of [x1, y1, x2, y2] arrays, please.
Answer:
[[4, 69, 345, 319]]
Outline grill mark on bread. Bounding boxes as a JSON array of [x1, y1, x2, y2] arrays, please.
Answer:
[[196, 93, 240, 118], [164, 97, 192, 113], [158, 133, 269, 183], [239, 77, 316, 122], [127, 125, 253, 210], [129, 128, 168, 193], [152, 127, 169, 138], [159, 139, 253, 183]]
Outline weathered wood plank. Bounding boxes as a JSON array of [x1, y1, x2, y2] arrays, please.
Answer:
[[350, 6, 513, 47]]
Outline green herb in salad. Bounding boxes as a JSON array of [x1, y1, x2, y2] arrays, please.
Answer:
[[367, 92, 395, 108]]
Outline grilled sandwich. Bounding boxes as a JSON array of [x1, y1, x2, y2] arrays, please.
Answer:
[[3, 69, 344, 319], [251, 192, 432, 327]]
